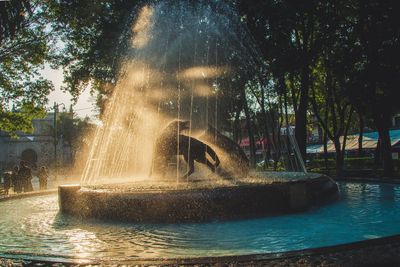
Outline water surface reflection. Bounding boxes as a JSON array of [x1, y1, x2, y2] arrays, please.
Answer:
[[0, 182, 400, 260]]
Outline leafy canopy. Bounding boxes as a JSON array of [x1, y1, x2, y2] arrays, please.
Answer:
[[0, 0, 54, 135]]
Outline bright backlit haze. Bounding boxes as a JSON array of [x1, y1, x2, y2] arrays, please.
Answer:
[[41, 65, 97, 119]]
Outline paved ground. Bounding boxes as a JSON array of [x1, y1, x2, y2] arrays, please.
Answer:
[[0, 175, 80, 199], [1, 235, 400, 266]]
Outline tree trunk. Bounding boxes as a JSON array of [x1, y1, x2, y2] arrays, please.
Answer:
[[241, 88, 256, 168], [323, 104, 329, 170], [259, 86, 274, 169], [283, 86, 294, 171], [358, 112, 364, 157], [334, 138, 344, 177], [374, 139, 381, 167], [233, 105, 242, 143], [339, 107, 354, 177], [374, 112, 394, 176], [380, 127, 394, 176], [295, 66, 310, 163], [323, 130, 328, 170]]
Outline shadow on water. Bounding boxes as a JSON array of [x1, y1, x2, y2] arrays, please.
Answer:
[[379, 183, 396, 201]]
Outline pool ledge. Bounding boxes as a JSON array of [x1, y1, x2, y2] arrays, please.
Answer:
[[1, 234, 400, 266], [335, 176, 400, 184], [0, 189, 57, 202]]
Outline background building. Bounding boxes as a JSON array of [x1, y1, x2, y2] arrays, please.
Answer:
[[0, 113, 72, 171]]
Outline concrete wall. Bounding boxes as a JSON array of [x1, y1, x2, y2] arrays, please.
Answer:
[[0, 114, 72, 171]]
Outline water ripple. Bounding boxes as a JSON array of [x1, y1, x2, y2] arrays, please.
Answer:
[[0, 182, 400, 260]]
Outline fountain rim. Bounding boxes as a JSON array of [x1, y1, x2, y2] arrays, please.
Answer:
[[57, 172, 340, 223], [1, 233, 400, 265], [77, 177, 327, 194]]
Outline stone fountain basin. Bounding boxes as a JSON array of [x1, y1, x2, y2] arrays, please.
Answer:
[[58, 173, 339, 223]]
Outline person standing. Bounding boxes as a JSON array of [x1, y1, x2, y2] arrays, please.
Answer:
[[12, 165, 22, 193], [38, 166, 49, 190], [3, 170, 12, 195], [19, 161, 33, 192]]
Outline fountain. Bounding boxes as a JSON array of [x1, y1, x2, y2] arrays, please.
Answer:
[[3, 2, 400, 265], [58, 0, 338, 223]]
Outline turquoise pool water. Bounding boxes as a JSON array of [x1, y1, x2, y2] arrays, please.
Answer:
[[0, 182, 399, 261]]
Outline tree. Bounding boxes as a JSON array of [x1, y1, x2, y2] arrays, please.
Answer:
[[310, 60, 354, 176], [0, 0, 31, 44], [57, 107, 94, 165], [39, 0, 400, 178], [0, 0, 54, 135], [45, 0, 145, 100], [237, 0, 324, 162], [307, 1, 359, 176], [347, 0, 400, 175]]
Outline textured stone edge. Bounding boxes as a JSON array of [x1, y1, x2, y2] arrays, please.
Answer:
[[58, 175, 339, 222]]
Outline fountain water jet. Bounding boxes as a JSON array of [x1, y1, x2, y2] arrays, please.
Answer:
[[60, 0, 339, 222]]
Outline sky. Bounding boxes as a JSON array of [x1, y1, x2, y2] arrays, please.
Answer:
[[41, 65, 97, 119]]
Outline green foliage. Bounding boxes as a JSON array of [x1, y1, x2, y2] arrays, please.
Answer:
[[0, 103, 46, 137], [308, 157, 400, 171], [45, 0, 144, 100], [0, 0, 32, 44], [0, 0, 54, 135], [347, 0, 400, 116], [236, 0, 399, 173], [256, 160, 285, 171], [3, 0, 393, 173]]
